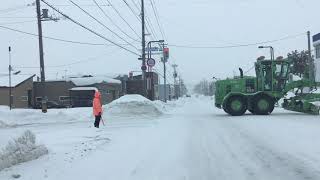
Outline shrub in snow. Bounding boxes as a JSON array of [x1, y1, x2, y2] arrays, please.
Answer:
[[106, 95, 163, 116], [0, 130, 48, 171]]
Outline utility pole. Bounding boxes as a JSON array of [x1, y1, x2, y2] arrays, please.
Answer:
[[141, 0, 147, 96], [8, 46, 12, 110], [172, 64, 178, 99], [161, 42, 168, 102], [35, 0, 59, 112], [36, 0, 46, 82], [307, 31, 315, 83], [179, 76, 182, 98], [162, 43, 167, 102]]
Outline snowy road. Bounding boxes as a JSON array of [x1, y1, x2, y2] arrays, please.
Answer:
[[1, 96, 320, 180]]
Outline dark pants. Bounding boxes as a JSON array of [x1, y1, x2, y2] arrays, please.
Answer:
[[94, 115, 101, 128]]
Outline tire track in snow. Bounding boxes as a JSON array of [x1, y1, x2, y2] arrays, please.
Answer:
[[196, 118, 259, 180], [220, 120, 320, 180]]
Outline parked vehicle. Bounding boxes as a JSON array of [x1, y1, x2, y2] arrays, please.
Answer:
[[35, 101, 67, 109]]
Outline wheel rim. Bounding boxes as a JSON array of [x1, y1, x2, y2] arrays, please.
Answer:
[[231, 99, 242, 111], [258, 99, 269, 111]]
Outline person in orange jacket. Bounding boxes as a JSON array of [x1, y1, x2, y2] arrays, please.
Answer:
[[93, 90, 103, 128]]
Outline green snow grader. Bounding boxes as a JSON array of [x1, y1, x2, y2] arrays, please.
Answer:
[[214, 50, 320, 116]]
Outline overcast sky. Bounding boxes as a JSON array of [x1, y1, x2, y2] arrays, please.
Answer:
[[0, 0, 319, 85]]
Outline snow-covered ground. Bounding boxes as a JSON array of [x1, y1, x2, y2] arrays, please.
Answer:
[[1, 95, 320, 180]]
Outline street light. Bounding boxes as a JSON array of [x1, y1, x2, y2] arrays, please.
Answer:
[[147, 40, 165, 59], [259, 46, 274, 61], [8, 47, 22, 110], [146, 40, 165, 101]]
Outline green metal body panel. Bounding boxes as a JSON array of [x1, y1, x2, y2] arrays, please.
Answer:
[[214, 57, 320, 115], [214, 76, 256, 108]]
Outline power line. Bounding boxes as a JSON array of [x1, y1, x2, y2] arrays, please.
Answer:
[[145, 13, 158, 40], [0, 5, 29, 14], [127, 0, 157, 40], [153, 68, 173, 84], [0, 20, 36, 25], [17, 51, 113, 69], [169, 32, 306, 49], [106, 0, 141, 40], [130, 0, 141, 11], [53, 4, 111, 7], [69, 0, 139, 51], [149, 0, 165, 40], [92, 0, 139, 42], [0, 25, 137, 46], [122, 0, 141, 22], [244, 66, 255, 75], [0, 16, 36, 19], [41, 0, 140, 56]]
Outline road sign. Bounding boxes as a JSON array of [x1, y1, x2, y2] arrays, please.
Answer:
[[147, 58, 156, 67], [146, 47, 162, 52], [141, 65, 147, 71]]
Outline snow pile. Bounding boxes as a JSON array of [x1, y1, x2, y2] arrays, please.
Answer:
[[0, 120, 9, 128], [152, 100, 167, 112], [0, 130, 48, 171], [105, 95, 163, 116], [0, 106, 90, 127], [312, 101, 320, 107]]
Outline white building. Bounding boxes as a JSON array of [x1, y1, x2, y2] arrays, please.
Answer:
[[313, 33, 320, 82]]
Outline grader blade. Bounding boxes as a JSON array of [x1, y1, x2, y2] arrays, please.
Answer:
[[283, 96, 320, 115]]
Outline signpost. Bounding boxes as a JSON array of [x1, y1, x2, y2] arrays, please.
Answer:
[[147, 58, 156, 67]]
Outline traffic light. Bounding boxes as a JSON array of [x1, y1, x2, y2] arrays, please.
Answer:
[[163, 47, 169, 61]]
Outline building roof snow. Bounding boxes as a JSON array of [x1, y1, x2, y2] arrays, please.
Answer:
[[0, 74, 35, 88], [70, 87, 98, 91], [68, 76, 121, 86]]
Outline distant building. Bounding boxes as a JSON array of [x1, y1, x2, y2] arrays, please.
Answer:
[[126, 72, 159, 101], [33, 80, 75, 108], [313, 33, 320, 82], [157, 84, 172, 102], [33, 75, 122, 108], [69, 75, 121, 104], [0, 75, 35, 108], [69, 87, 97, 107]]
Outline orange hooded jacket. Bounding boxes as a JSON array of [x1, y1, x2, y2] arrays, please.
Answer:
[[93, 91, 102, 116]]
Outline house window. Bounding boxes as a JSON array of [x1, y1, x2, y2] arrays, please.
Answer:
[[316, 45, 320, 59], [59, 96, 71, 102], [36, 97, 42, 102], [21, 96, 28, 101]]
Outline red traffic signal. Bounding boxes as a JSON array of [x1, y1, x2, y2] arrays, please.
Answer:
[[163, 47, 169, 60]]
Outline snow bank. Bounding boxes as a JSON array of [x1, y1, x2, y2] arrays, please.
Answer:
[[0, 130, 48, 171], [0, 120, 10, 128], [0, 106, 91, 127], [105, 95, 163, 117]]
